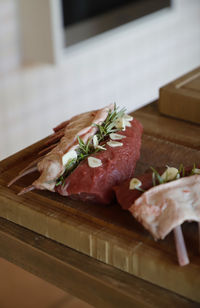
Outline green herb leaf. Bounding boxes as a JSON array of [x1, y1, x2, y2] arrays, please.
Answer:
[[94, 104, 126, 142], [56, 104, 127, 186], [178, 164, 185, 177], [135, 187, 146, 193], [150, 167, 164, 185]]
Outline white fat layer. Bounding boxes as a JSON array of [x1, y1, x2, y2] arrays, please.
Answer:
[[35, 104, 114, 191], [129, 175, 200, 240], [62, 150, 77, 166]]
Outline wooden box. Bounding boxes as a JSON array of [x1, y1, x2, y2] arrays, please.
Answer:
[[159, 67, 200, 124]]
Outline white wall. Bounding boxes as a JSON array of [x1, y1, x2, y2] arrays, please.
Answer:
[[0, 0, 200, 160]]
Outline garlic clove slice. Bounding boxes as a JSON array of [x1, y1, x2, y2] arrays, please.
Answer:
[[92, 135, 99, 148], [107, 140, 123, 147], [129, 178, 142, 190], [109, 133, 126, 140], [124, 120, 131, 127], [88, 157, 102, 168], [193, 168, 200, 175], [124, 114, 133, 121], [114, 117, 126, 131], [161, 167, 179, 182], [97, 145, 106, 151]]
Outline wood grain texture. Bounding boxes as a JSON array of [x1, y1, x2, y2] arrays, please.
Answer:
[[132, 101, 200, 150], [0, 130, 200, 303], [0, 218, 198, 308], [158, 67, 200, 124]]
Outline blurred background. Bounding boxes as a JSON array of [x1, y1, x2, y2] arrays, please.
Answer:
[[0, 0, 200, 307], [0, 0, 200, 160]]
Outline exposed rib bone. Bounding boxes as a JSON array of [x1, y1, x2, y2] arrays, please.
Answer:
[[53, 120, 69, 132], [7, 166, 38, 187], [173, 225, 189, 266], [18, 185, 35, 195], [44, 129, 65, 146], [38, 143, 58, 155], [19, 156, 43, 175]]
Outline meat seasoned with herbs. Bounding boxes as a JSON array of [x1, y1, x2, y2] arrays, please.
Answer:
[[57, 117, 143, 204], [114, 165, 200, 266], [8, 103, 143, 204]]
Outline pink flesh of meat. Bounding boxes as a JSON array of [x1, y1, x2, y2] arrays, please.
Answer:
[[114, 168, 200, 266], [129, 175, 200, 241], [127, 174, 200, 266], [32, 104, 114, 191]]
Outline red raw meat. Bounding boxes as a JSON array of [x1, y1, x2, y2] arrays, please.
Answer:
[[113, 172, 153, 210], [114, 165, 200, 266], [113, 166, 197, 210], [56, 119, 143, 204]]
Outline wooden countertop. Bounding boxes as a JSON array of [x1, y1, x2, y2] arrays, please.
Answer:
[[132, 101, 200, 149], [0, 101, 200, 307]]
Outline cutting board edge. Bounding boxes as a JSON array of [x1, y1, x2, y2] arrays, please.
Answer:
[[0, 187, 200, 303]]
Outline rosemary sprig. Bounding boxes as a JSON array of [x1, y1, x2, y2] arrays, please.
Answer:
[[94, 103, 126, 142], [130, 163, 199, 195], [76, 136, 101, 163], [178, 163, 185, 177], [77, 136, 92, 157], [55, 158, 77, 186], [135, 187, 146, 193], [56, 137, 95, 186], [151, 163, 198, 188], [151, 167, 164, 186], [56, 104, 126, 186]]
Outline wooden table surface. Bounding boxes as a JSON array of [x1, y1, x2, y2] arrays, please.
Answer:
[[0, 101, 200, 308]]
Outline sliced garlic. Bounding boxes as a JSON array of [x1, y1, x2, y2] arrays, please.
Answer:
[[193, 168, 200, 175], [124, 120, 131, 127], [93, 135, 98, 148], [109, 133, 126, 140], [124, 114, 133, 121], [161, 167, 179, 182], [129, 178, 142, 190], [97, 145, 106, 150], [114, 114, 133, 131], [62, 150, 77, 166], [88, 157, 102, 168], [114, 117, 126, 131], [107, 140, 123, 147]]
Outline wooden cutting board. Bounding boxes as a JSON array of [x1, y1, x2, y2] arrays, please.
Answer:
[[159, 67, 200, 124], [0, 128, 200, 303]]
